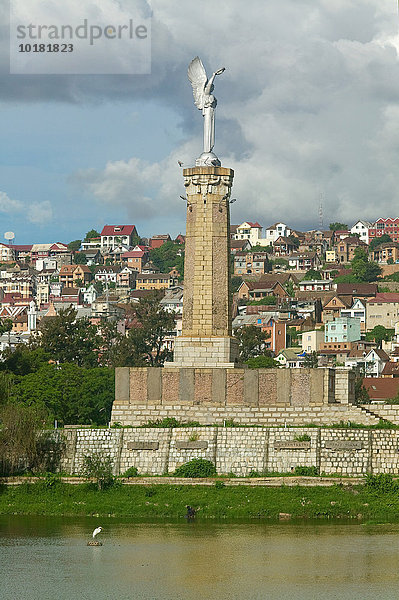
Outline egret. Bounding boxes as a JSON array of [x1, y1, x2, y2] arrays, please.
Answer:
[[92, 526, 103, 539]]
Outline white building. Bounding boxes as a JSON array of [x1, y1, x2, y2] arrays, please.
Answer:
[[262, 223, 292, 246], [340, 298, 366, 329], [350, 221, 372, 245], [364, 349, 389, 377], [233, 222, 263, 246], [301, 330, 324, 353], [100, 225, 138, 251], [298, 280, 332, 292]]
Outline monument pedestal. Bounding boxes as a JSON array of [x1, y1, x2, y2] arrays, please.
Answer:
[[166, 335, 239, 368]]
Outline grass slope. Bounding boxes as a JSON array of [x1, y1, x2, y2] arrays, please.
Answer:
[[1, 481, 399, 522]]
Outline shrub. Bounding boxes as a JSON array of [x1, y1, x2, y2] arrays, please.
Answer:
[[0, 403, 60, 476], [214, 480, 226, 489], [294, 466, 319, 476], [365, 473, 397, 493], [122, 466, 139, 478], [81, 452, 114, 490], [294, 434, 311, 442], [248, 469, 261, 478], [174, 458, 216, 478]]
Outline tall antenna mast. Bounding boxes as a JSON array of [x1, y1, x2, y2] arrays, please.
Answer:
[[319, 194, 324, 230]]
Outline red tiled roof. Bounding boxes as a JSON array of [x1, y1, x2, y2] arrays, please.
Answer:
[[363, 378, 399, 399], [10, 245, 33, 252], [336, 283, 377, 296], [368, 293, 399, 304], [122, 251, 145, 258], [381, 362, 399, 376], [101, 225, 136, 236], [246, 222, 262, 228], [62, 287, 80, 295]]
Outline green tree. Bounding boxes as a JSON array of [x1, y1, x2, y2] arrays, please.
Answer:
[[287, 326, 300, 347], [81, 452, 114, 490], [231, 276, 242, 293], [246, 355, 278, 368], [73, 252, 87, 265], [369, 234, 392, 252], [0, 403, 51, 475], [9, 363, 114, 425], [234, 325, 269, 361], [303, 351, 319, 368], [366, 325, 394, 349], [285, 280, 295, 297], [68, 239, 82, 252], [31, 306, 101, 367], [329, 222, 348, 231], [0, 317, 12, 336], [351, 247, 381, 282], [149, 241, 184, 278], [303, 269, 322, 280], [0, 346, 49, 376], [84, 229, 100, 241], [288, 235, 299, 248], [115, 294, 176, 367]]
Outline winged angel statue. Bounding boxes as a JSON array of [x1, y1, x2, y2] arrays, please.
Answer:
[[188, 57, 225, 166]]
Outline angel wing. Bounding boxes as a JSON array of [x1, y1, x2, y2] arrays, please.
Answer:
[[188, 56, 207, 109]]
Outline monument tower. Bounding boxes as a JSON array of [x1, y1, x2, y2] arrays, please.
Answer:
[[168, 57, 239, 368]]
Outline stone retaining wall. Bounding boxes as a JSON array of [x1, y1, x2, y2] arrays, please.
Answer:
[[59, 426, 399, 477], [111, 403, 379, 427]]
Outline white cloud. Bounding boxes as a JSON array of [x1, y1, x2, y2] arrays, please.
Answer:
[[0, 191, 53, 225], [27, 201, 53, 224], [69, 0, 399, 231], [0, 191, 24, 214], [5, 0, 399, 232]]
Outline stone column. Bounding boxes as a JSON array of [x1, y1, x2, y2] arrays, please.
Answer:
[[169, 166, 239, 368]]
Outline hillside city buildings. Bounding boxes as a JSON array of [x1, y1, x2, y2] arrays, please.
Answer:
[[3, 218, 399, 400]]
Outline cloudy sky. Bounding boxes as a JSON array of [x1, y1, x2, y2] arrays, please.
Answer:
[[1, 0, 399, 244]]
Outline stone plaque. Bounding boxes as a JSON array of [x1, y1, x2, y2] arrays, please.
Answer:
[[127, 441, 159, 451], [324, 441, 364, 451], [175, 441, 208, 450], [274, 441, 311, 450]]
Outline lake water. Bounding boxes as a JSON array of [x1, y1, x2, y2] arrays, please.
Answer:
[[1, 516, 399, 599]]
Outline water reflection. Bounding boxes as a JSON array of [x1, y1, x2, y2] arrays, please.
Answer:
[[1, 517, 399, 599]]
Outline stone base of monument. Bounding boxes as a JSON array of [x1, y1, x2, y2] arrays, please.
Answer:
[[87, 541, 103, 547], [165, 336, 240, 369]]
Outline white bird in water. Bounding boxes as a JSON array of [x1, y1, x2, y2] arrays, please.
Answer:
[[92, 526, 103, 539]]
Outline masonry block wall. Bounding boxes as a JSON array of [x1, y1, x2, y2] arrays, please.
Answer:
[[112, 366, 352, 427], [60, 427, 399, 477]]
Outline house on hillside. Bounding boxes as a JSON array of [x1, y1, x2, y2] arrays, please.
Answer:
[[149, 234, 171, 249], [234, 252, 270, 275], [364, 349, 390, 377], [100, 225, 138, 251], [335, 236, 368, 264], [273, 236, 297, 256], [230, 239, 252, 253], [371, 242, 399, 264], [366, 293, 399, 330], [368, 218, 399, 244], [350, 220, 372, 245], [233, 222, 263, 246], [325, 317, 361, 343], [287, 252, 320, 271], [237, 280, 288, 301], [275, 348, 304, 368], [263, 223, 292, 246], [322, 295, 353, 323], [340, 298, 367, 331]]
